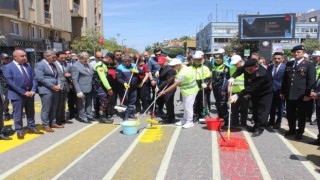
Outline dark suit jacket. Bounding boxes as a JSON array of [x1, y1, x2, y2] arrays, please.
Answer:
[[34, 59, 60, 95], [3, 61, 37, 100], [281, 59, 316, 100], [267, 63, 286, 92], [158, 65, 176, 93]]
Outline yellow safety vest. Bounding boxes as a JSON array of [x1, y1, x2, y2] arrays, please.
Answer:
[[316, 64, 320, 80], [190, 65, 211, 80], [230, 66, 244, 93], [177, 66, 199, 96]]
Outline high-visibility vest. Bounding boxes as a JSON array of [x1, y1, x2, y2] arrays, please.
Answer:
[[212, 63, 226, 73], [230, 65, 245, 93], [177, 65, 199, 96], [190, 65, 211, 80], [316, 64, 320, 80]]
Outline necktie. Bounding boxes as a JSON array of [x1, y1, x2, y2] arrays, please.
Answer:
[[294, 60, 298, 70], [273, 65, 278, 77], [49, 63, 56, 77], [84, 63, 90, 74], [20, 64, 32, 90]]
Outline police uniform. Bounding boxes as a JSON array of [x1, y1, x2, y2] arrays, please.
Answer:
[[238, 59, 273, 136], [281, 45, 316, 139], [212, 53, 230, 124]]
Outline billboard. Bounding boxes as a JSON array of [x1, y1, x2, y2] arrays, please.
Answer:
[[239, 14, 295, 40]]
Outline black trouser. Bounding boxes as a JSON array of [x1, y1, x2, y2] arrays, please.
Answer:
[[136, 83, 149, 113], [231, 94, 249, 126], [157, 92, 175, 121], [269, 90, 285, 125], [194, 89, 209, 119], [305, 100, 314, 122], [316, 100, 320, 138], [67, 89, 77, 119], [251, 92, 273, 131], [205, 89, 211, 113], [213, 89, 228, 123], [93, 92, 101, 117], [286, 98, 307, 135]]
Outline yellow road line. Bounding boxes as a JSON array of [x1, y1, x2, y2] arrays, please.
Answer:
[[112, 126, 176, 180], [3, 124, 118, 180], [0, 124, 45, 153]]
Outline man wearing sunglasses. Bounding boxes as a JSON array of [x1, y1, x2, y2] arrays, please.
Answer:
[[114, 50, 123, 65], [230, 58, 273, 137]]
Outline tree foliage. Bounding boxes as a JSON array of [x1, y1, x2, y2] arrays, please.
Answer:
[[223, 35, 259, 56], [304, 39, 320, 53], [71, 29, 138, 55]]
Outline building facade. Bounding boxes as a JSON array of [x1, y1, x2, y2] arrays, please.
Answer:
[[197, 13, 320, 54], [0, 0, 102, 65]]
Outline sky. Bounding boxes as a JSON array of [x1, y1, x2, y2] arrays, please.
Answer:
[[103, 0, 319, 53]]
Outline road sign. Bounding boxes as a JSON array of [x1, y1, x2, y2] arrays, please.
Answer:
[[244, 49, 250, 57], [25, 48, 35, 52]]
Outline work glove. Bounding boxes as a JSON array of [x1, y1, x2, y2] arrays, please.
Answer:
[[229, 94, 238, 104], [201, 83, 207, 89], [131, 68, 139, 73], [124, 83, 130, 89], [155, 71, 159, 78], [155, 86, 159, 92], [77, 92, 84, 98], [228, 78, 235, 85]]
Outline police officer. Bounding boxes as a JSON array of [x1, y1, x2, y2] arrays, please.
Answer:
[[191, 53, 211, 121], [92, 53, 115, 124], [211, 53, 230, 125], [0, 53, 11, 120], [230, 58, 273, 137], [280, 45, 316, 140]]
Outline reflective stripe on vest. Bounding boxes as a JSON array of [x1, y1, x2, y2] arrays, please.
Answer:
[[213, 64, 226, 72], [230, 66, 245, 93]]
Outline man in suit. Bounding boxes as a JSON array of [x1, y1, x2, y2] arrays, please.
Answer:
[[35, 50, 64, 132], [267, 52, 286, 129], [65, 49, 77, 120], [71, 52, 94, 123], [3, 50, 43, 139], [0, 53, 11, 121], [280, 45, 316, 140], [54, 51, 73, 125]]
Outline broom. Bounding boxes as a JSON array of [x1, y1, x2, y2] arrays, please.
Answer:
[[199, 61, 207, 123]]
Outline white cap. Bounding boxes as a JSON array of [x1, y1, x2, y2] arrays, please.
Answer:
[[217, 48, 225, 53], [168, 58, 182, 66], [230, 55, 242, 65], [71, 53, 77, 56], [312, 50, 320, 57], [89, 56, 95, 60], [193, 54, 202, 59], [303, 53, 309, 58], [194, 50, 204, 56]]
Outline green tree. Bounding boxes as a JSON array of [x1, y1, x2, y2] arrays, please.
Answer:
[[179, 36, 191, 41], [223, 35, 259, 57], [304, 39, 320, 52], [163, 47, 184, 58]]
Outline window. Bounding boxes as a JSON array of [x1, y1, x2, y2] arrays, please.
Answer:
[[11, 21, 21, 35], [31, 26, 37, 39], [39, 28, 44, 39]]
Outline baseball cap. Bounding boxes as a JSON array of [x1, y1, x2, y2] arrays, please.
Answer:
[[168, 58, 182, 66], [0, 53, 9, 59], [193, 53, 202, 59], [217, 48, 225, 53], [194, 51, 204, 56], [230, 55, 242, 65], [158, 56, 167, 65], [244, 58, 258, 67], [312, 50, 320, 57], [89, 56, 95, 60]]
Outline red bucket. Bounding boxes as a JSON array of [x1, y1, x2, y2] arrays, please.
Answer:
[[205, 118, 223, 131]]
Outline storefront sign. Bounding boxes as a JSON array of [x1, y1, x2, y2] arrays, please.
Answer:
[[12, 40, 43, 48]]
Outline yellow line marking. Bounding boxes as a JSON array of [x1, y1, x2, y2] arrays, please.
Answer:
[[3, 124, 118, 179], [139, 126, 164, 143], [112, 126, 176, 179], [0, 125, 45, 153]]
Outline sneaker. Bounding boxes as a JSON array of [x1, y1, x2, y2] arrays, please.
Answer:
[[182, 122, 194, 129], [175, 121, 185, 126]]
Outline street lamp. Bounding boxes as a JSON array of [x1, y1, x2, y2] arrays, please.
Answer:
[[122, 38, 127, 53]]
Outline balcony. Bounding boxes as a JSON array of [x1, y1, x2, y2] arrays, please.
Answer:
[[71, 2, 81, 16]]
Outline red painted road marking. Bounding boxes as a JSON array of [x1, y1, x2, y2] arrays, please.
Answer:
[[218, 129, 263, 179]]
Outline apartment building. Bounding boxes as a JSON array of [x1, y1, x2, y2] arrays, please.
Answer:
[[0, 0, 102, 65]]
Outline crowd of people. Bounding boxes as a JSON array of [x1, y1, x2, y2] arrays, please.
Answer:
[[1, 45, 320, 146]]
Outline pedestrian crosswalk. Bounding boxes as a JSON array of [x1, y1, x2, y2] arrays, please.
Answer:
[[1, 116, 320, 179]]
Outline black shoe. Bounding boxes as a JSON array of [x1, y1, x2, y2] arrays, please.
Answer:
[[266, 121, 275, 127], [252, 129, 264, 137], [0, 134, 12, 140], [100, 118, 114, 124], [272, 123, 281, 129], [88, 118, 96, 121], [80, 119, 92, 124], [308, 139, 320, 145], [94, 113, 100, 119], [65, 120, 73, 124], [295, 134, 303, 140], [246, 126, 255, 133], [284, 131, 296, 136]]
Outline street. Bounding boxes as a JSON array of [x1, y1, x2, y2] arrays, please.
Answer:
[[0, 93, 320, 180]]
